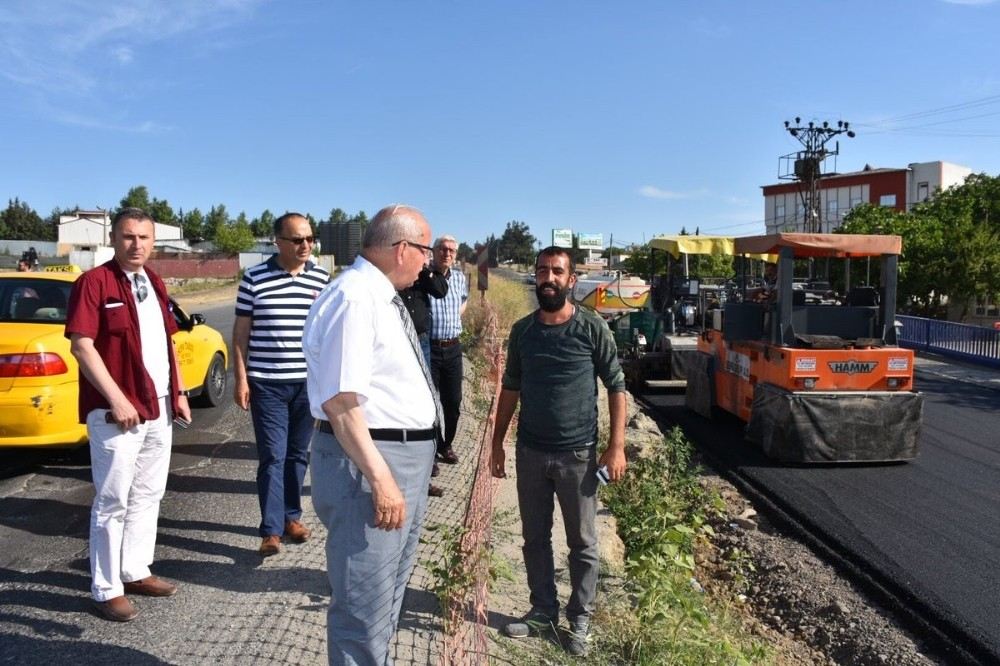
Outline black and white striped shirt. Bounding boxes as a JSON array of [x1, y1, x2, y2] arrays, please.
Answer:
[[235, 256, 330, 382]]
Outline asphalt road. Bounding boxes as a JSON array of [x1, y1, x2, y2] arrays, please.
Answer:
[[0, 299, 239, 574], [641, 367, 1000, 664]]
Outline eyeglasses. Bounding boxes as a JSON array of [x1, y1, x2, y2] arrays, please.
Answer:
[[280, 236, 316, 245], [133, 273, 148, 303], [392, 239, 434, 257], [437, 247, 457, 255]]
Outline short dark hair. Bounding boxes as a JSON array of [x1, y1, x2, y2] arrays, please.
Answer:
[[274, 212, 308, 237], [112, 207, 154, 233], [535, 246, 575, 274]]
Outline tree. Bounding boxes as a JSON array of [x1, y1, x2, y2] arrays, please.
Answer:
[[119, 185, 174, 224], [213, 214, 256, 254], [182, 208, 205, 242], [457, 242, 475, 263], [204, 204, 230, 242], [839, 172, 1000, 318], [496, 221, 536, 265], [0, 198, 52, 240], [119, 186, 151, 211], [252, 209, 276, 238]]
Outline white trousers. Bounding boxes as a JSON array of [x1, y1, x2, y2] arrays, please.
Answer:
[[87, 397, 172, 601]]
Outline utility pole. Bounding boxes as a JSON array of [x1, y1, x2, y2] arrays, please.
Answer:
[[778, 118, 855, 233]]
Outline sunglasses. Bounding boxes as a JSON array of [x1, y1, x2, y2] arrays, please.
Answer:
[[280, 236, 316, 245]]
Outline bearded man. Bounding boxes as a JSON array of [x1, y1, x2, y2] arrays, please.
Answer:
[[489, 245, 627, 657]]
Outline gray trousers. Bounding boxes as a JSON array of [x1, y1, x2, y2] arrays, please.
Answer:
[[515, 445, 599, 622], [311, 431, 435, 666]]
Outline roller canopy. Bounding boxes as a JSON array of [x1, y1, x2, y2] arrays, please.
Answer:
[[734, 233, 902, 258]]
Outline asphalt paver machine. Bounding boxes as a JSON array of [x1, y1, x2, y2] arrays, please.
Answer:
[[685, 233, 923, 462]]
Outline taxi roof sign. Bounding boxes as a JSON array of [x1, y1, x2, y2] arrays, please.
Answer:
[[43, 264, 82, 273]]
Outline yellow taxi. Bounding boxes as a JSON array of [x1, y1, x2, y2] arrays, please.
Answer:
[[0, 269, 228, 448]]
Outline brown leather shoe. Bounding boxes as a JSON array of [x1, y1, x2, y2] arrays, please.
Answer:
[[431, 462, 440, 477], [93, 596, 139, 622], [284, 520, 311, 543], [428, 484, 445, 497], [436, 447, 459, 464], [123, 575, 177, 597], [259, 535, 281, 556]]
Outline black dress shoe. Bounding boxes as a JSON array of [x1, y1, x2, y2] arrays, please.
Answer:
[[436, 447, 459, 464], [428, 484, 445, 497], [431, 462, 440, 477]]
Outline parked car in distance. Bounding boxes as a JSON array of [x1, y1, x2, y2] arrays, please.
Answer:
[[0, 270, 228, 449]]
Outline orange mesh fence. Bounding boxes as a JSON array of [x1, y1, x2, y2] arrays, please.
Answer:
[[437, 299, 506, 665]]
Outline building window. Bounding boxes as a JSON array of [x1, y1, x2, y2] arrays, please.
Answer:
[[918, 182, 929, 202], [827, 199, 838, 217], [879, 194, 897, 207], [850, 196, 863, 209], [974, 294, 999, 317], [775, 201, 785, 221]]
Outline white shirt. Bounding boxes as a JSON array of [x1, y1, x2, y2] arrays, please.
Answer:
[[303, 255, 435, 429], [132, 269, 170, 398]]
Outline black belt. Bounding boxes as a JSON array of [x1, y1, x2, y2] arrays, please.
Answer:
[[316, 420, 435, 442], [431, 337, 461, 348]]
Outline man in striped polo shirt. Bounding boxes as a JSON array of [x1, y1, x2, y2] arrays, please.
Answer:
[[428, 235, 468, 465], [233, 212, 330, 556]]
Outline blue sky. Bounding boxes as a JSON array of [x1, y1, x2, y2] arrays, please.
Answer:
[[2, 0, 999, 249]]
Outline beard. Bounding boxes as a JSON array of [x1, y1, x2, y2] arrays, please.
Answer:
[[536, 282, 570, 312]]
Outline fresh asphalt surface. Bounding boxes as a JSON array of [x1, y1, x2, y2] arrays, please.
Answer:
[[641, 366, 1000, 664]]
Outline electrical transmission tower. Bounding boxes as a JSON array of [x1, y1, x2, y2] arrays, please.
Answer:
[[778, 118, 855, 233]]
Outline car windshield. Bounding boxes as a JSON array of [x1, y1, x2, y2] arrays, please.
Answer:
[[0, 279, 73, 323]]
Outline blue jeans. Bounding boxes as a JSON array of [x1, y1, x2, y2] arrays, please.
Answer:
[[248, 379, 313, 537], [418, 332, 431, 369], [515, 444, 599, 622]]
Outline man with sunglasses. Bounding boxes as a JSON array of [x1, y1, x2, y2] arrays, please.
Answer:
[[233, 212, 330, 557]]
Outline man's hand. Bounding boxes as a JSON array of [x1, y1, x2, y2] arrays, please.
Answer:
[[175, 394, 192, 423], [370, 475, 406, 530], [598, 446, 627, 483], [490, 445, 507, 479], [234, 377, 250, 410], [108, 398, 141, 430]]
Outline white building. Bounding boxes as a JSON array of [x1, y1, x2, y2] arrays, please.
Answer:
[[58, 209, 183, 254]]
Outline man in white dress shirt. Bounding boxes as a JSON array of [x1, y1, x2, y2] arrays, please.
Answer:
[[304, 204, 439, 665]]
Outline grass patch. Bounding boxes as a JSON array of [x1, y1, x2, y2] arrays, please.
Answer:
[[167, 277, 240, 296], [595, 426, 769, 665]]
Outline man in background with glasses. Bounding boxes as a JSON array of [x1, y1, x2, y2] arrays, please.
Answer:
[[428, 235, 468, 467], [66, 207, 191, 622], [233, 212, 330, 557]]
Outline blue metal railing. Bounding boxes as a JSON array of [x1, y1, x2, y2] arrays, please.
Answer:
[[897, 315, 1000, 369]]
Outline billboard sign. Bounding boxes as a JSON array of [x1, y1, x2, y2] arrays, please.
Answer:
[[552, 228, 573, 248], [578, 233, 604, 250]]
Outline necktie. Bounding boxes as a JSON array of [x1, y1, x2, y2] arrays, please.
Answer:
[[133, 273, 148, 303], [391, 294, 445, 443]]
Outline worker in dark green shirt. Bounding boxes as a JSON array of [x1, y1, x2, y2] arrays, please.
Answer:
[[491, 246, 627, 658]]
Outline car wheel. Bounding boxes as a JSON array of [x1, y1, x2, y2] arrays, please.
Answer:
[[194, 353, 227, 408]]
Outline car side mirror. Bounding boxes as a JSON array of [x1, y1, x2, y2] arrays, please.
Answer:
[[191, 313, 206, 327]]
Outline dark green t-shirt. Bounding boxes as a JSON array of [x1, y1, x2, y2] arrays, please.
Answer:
[[502, 306, 626, 451]]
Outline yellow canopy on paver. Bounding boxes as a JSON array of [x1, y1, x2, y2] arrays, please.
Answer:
[[650, 235, 775, 262]]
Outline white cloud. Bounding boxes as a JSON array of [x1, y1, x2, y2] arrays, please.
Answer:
[[0, 0, 262, 129], [113, 46, 134, 65], [638, 185, 709, 200]]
